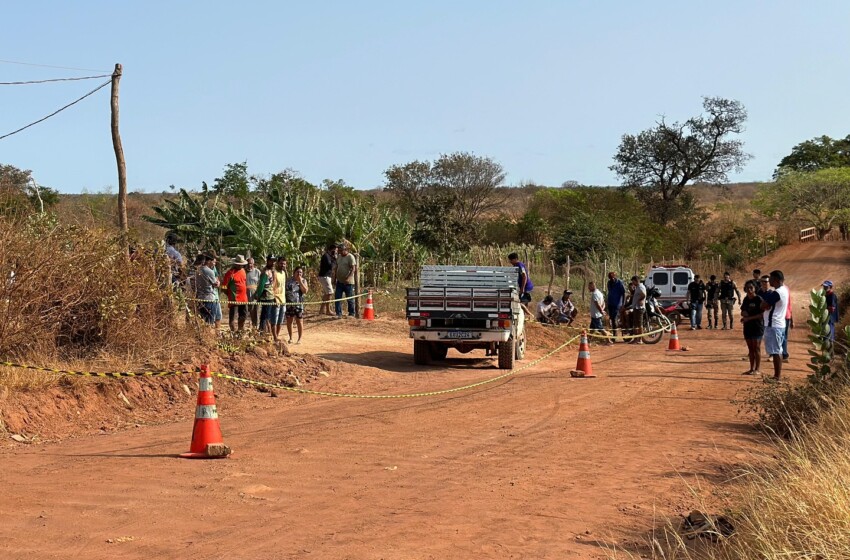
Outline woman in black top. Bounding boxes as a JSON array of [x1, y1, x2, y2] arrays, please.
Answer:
[[740, 280, 765, 375]]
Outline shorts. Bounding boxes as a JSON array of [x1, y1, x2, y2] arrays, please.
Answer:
[[285, 305, 304, 319], [764, 326, 785, 356], [260, 303, 286, 327], [590, 316, 604, 331], [319, 276, 334, 296], [200, 301, 222, 324], [520, 292, 532, 304]]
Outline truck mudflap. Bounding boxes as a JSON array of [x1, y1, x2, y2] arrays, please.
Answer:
[[410, 330, 511, 342]]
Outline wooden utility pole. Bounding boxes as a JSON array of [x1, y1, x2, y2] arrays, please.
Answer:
[[110, 63, 128, 237]]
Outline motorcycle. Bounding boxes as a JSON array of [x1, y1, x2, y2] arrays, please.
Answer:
[[659, 299, 689, 326], [640, 286, 667, 344]]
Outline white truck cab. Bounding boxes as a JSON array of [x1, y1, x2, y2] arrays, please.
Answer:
[[645, 265, 694, 302]]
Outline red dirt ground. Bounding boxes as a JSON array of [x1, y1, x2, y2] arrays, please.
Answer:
[[1, 242, 847, 559]]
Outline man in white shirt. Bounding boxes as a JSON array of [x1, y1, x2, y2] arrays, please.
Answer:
[[761, 269, 789, 381], [588, 281, 612, 344]]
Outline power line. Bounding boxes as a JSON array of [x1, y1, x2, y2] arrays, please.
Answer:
[[0, 79, 111, 141], [0, 74, 111, 85], [0, 58, 109, 73]]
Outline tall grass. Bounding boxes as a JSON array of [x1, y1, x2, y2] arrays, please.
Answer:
[[0, 214, 195, 387]]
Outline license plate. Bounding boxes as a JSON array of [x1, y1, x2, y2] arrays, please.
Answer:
[[443, 331, 477, 340]]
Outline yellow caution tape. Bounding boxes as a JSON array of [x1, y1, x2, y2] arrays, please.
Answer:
[[0, 361, 194, 378], [187, 292, 367, 307], [211, 333, 582, 399]]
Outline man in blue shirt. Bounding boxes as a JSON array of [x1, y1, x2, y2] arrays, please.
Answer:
[[607, 271, 626, 339], [508, 252, 533, 312]]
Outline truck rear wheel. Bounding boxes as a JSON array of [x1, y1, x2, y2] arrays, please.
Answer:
[[430, 344, 448, 360], [413, 340, 432, 365], [498, 339, 515, 370]]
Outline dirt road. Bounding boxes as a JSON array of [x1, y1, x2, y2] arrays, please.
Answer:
[[2, 242, 847, 559]]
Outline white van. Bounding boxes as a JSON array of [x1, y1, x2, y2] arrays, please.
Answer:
[[645, 265, 694, 302]]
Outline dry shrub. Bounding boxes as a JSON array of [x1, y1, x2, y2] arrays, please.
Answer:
[[0, 214, 193, 372]]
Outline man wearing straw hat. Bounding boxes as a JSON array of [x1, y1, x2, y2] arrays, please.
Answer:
[[222, 254, 249, 332]]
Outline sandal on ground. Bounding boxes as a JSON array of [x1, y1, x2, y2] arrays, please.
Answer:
[[742, 370, 754, 375]]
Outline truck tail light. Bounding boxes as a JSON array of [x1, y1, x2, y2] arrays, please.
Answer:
[[409, 319, 422, 327], [498, 319, 512, 329]]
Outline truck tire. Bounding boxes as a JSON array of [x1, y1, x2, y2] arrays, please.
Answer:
[[430, 344, 448, 360], [413, 340, 432, 365], [498, 339, 515, 370], [515, 331, 526, 360]]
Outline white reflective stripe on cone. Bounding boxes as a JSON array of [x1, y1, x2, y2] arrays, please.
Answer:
[[199, 377, 214, 392], [195, 405, 218, 419], [578, 351, 591, 359]]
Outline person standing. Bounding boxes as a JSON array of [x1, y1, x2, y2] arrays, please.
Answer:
[[271, 256, 287, 339], [334, 244, 357, 318], [782, 289, 793, 362], [285, 266, 309, 344], [606, 271, 626, 339], [221, 255, 249, 332], [705, 274, 720, 329], [195, 254, 221, 329], [628, 276, 646, 344], [257, 255, 277, 336], [824, 280, 839, 341], [165, 233, 185, 289], [508, 252, 533, 313], [761, 270, 789, 381], [245, 257, 261, 329], [718, 272, 742, 330], [588, 281, 612, 344], [318, 244, 337, 316], [752, 269, 761, 286], [740, 280, 765, 375], [687, 275, 707, 330], [756, 275, 770, 298]]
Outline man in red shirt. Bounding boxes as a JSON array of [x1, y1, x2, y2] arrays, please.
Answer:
[[221, 254, 249, 332]]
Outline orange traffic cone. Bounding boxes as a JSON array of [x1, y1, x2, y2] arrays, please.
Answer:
[[667, 322, 682, 351], [570, 331, 596, 378], [180, 365, 231, 459], [362, 289, 375, 321]]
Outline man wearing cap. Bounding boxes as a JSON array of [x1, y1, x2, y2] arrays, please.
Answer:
[[824, 280, 839, 341], [607, 271, 625, 338], [222, 255, 249, 332], [556, 290, 577, 325], [257, 255, 278, 336], [334, 244, 357, 318]]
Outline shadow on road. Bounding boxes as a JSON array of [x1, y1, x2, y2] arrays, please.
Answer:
[[317, 350, 497, 373]]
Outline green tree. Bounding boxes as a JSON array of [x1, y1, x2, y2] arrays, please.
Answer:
[[754, 168, 850, 239], [431, 152, 507, 223], [0, 164, 59, 216], [212, 162, 251, 200], [775, 134, 850, 177], [383, 160, 432, 213], [411, 190, 476, 259], [610, 97, 751, 223]]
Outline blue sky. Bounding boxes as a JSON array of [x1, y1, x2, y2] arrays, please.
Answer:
[[1, 1, 849, 193]]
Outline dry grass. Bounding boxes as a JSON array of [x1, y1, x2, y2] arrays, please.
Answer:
[[0, 214, 199, 390], [608, 391, 850, 560]]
